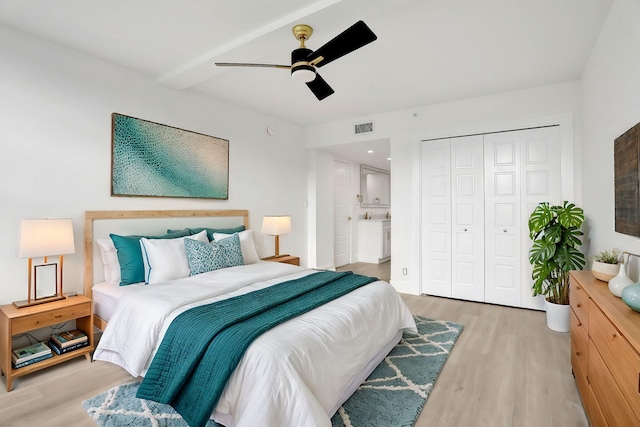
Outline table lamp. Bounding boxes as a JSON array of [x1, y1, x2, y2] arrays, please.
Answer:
[[15, 218, 75, 308], [262, 215, 291, 258]]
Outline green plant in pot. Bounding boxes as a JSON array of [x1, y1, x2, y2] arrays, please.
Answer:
[[529, 201, 586, 308], [591, 249, 621, 283]]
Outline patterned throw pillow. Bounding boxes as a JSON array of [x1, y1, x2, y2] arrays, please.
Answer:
[[184, 233, 244, 275]]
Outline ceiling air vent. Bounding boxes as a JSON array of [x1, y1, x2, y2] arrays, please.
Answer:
[[354, 121, 374, 135]]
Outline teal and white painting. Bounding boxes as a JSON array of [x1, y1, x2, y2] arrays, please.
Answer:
[[111, 113, 229, 199]]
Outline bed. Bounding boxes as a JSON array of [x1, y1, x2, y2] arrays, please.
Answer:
[[84, 209, 417, 427]]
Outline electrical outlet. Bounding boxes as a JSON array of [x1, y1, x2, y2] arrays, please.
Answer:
[[402, 268, 407, 275]]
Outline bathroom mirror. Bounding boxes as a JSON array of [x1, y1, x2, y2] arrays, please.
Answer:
[[360, 164, 390, 208]]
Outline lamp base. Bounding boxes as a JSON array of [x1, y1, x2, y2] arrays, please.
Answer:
[[13, 294, 65, 309]]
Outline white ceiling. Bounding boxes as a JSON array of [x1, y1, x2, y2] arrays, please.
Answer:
[[0, 0, 612, 168]]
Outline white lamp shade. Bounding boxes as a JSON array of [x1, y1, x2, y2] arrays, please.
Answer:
[[262, 216, 292, 236], [18, 218, 75, 258]]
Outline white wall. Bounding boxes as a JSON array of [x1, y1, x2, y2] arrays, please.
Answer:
[[306, 81, 583, 294], [582, 0, 640, 279], [306, 149, 334, 269], [0, 25, 307, 305]]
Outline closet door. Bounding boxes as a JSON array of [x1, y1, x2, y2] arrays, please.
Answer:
[[451, 136, 485, 302], [421, 139, 452, 297], [484, 131, 522, 306], [519, 126, 562, 309]]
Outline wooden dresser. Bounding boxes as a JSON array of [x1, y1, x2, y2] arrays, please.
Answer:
[[569, 270, 640, 426]]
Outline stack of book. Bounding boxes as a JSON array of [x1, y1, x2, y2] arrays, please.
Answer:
[[12, 341, 53, 369], [49, 329, 88, 355]]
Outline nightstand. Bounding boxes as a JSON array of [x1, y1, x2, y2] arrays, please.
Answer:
[[0, 295, 94, 391], [262, 254, 300, 266]]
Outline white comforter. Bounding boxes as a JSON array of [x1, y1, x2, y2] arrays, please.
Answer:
[[94, 262, 417, 427]]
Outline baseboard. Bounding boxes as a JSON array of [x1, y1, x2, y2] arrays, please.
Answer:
[[389, 279, 419, 295]]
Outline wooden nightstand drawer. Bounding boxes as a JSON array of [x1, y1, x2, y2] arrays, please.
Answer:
[[11, 301, 91, 335]]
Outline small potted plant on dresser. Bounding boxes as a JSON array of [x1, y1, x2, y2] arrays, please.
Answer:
[[591, 249, 620, 282], [528, 201, 586, 332]]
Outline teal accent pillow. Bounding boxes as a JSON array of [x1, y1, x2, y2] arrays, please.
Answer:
[[184, 233, 244, 275], [110, 230, 190, 286], [168, 226, 245, 241]]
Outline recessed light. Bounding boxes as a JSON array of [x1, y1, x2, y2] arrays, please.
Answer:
[[387, 157, 391, 161], [367, 150, 373, 154]]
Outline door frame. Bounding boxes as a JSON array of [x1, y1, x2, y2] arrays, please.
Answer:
[[333, 159, 353, 268]]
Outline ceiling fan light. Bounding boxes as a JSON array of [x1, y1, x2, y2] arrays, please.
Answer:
[[291, 67, 316, 83]]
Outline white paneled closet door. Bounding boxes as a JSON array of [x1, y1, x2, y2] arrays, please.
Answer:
[[484, 131, 523, 307], [519, 126, 562, 309], [421, 125, 562, 309], [451, 136, 484, 302], [421, 140, 452, 297]]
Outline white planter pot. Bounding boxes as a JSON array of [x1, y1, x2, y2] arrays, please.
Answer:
[[545, 299, 570, 333], [591, 260, 620, 282]]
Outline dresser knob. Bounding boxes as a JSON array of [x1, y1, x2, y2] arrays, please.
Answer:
[[576, 351, 581, 356], [577, 303, 581, 308]]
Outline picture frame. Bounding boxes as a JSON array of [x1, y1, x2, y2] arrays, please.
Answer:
[[614, 122, 640, 237], [111, 113, 229, 199], [34, 263, 58, 300]]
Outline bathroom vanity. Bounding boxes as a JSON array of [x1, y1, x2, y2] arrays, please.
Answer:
[[358, 219, 391, 264]]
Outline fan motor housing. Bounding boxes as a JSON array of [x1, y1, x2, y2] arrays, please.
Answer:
[[291, 47, 315, 76]]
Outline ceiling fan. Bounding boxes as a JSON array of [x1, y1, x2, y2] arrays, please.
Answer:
[[215, 20, 377, 101]]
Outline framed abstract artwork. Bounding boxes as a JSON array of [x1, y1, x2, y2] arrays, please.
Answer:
[[614, 122, 640, 237], [111, 113, 229, 199]]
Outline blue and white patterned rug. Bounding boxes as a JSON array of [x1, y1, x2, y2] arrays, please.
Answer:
[[82, 316, 463, 427]]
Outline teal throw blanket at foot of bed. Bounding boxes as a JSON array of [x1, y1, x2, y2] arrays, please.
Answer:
[[137, 270, 377, 427]]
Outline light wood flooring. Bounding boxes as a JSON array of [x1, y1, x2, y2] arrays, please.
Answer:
[[0, 261, 587, 426]]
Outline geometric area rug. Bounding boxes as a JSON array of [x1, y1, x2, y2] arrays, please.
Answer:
[[82, 316, 463, 427]]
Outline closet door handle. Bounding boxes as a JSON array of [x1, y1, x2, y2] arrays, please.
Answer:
[[463, 228, 468, 232], [503, 229, 507, 233]]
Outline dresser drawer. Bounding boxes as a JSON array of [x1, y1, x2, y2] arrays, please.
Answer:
[[589, 303, 640, 424], [11, 302, 91, 335], [588, 339, 640, 426], [570, 308, 588, 384], [588, 384, 608, 427], [570, 278, 589, 327]]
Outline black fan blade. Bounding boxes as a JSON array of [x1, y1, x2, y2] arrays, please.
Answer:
[[306, 73, 334, 101], [307, 21, 377, 68], [215, 62, 290, 69]]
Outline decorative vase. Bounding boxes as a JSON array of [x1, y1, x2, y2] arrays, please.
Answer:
[[608, 263, 633, 298], [591, 260, 620, 282], [621, 283, 640, 312], [545, 299, 570, 333]]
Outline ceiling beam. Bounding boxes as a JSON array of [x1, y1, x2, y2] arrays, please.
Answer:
[[157, 0, 343, 90]]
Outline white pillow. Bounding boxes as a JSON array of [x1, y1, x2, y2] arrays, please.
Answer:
[[140, 230, 209, 284], [97, 238, 121, 285], [213, 230, 260, 264]]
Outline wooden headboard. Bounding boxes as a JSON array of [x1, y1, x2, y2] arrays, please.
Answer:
[[84, 209, 250, 330]]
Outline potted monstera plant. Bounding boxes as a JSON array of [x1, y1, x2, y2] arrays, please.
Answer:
[[529, 201, 586, 332]]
